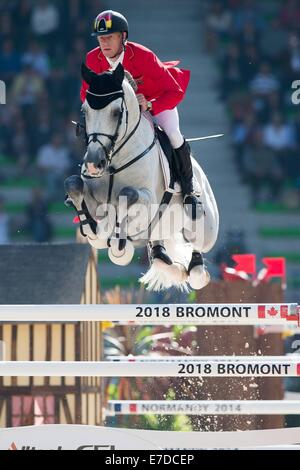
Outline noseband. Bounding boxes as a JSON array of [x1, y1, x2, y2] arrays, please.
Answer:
[[85, 90, 128, 166]]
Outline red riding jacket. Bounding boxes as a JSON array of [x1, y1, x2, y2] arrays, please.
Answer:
[[80, 41, 191, 116]]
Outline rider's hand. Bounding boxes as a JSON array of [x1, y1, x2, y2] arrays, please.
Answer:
[[136, 94, 148, 112]]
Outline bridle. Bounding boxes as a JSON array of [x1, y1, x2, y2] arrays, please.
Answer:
[[81, 85, 157, 210], [83, 88, 144, 175], [85, 90, 127, 167], [72, 83, 172, 245]]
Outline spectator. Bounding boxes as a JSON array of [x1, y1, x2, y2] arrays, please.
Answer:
[[250, 62, 280, 97], [10, 116, 30, 175], [243, 129, 283, 205], [205, 1, 232, 52], [31, 0, 60, 38], [232, 0, 264, 33], [237, 21, 260, 50], [0, 39, 21, 86], [231, 110, 256, 177], [240, 45, 260, 84], [263, 113, 296, 181], [36, 133, 71, 200], [10, 64, 45, 117], [260, 19, 288, 66], [25, 188, 53, 243], [263, 113, 295, 152], [206, 0, 300, 207], [280, 0, 300, 31], [21, 41, 50, 79], [220, 43, 243, 99]]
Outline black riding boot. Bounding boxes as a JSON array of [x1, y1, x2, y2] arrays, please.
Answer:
[[174, 140, 204, 220]]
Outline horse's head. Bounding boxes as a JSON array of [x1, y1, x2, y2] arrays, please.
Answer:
[[81, 62, 139, 177]]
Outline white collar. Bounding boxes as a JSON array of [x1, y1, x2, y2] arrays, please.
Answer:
[[106, 51, 125, 70]]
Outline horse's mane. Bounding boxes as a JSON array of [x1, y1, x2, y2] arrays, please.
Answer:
[[124, 70, 138, 92]]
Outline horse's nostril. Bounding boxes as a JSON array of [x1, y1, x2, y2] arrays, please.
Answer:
[[98, 158, 106, 168]]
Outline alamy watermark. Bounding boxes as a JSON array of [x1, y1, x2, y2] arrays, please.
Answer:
[[0, 80, 6, 105], [291, 339, 300, 352]]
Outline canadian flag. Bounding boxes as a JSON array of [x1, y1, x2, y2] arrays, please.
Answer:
[[257, 305, 297, 321]]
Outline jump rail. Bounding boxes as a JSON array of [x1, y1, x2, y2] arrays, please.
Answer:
[[107, 400, 300, 415], [0, 358, 299, 377], [0, 303, 298, 325]]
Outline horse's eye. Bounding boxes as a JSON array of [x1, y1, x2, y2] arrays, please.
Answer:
[[112, 109, 120, 118]]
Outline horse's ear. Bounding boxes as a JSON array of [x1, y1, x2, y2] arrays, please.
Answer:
[[114, 63, 125, 86], [81, 62, 97, 84]]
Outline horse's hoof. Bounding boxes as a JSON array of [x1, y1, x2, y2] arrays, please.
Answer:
[[108, 239, 134, 266], [150, 245, 173, 266], [64, 175, 84, 198], [64, 196, 74, 208], [188, 265, 210, 290], [188, 251, 203, 274]]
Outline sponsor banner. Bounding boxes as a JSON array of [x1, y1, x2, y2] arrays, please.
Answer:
[[0, 360, 299, 377], [108, 400, 300, 416], [1, 425, 300, 450], [0, 304, 298, 325]]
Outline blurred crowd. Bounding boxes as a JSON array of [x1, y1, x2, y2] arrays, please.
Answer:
[[0, 0, 105, 242], [205, 0, 300, 207], [1, 0, 300, 246]]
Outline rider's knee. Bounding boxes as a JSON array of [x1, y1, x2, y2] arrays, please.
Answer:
[[168, 131, 184, 149]]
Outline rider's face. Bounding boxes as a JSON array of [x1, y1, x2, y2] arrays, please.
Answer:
[[97, 32, 123, 58]]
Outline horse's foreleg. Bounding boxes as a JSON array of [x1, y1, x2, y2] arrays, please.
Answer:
[[64, 175, 98, 240]]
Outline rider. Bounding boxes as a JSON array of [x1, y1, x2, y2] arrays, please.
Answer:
[[80, 9, 201, 217]]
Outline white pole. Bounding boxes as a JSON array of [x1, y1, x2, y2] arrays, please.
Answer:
[[0, 304, 297, 325], [107, 400, 300, 415], [0, 359, 299, 377], [106, 355, 300, 362]]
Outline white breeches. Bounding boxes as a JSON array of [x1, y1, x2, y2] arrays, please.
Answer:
[[153, 107, 184, 149]]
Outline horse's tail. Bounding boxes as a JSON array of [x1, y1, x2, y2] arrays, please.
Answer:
[[139, 236, 192, 292]]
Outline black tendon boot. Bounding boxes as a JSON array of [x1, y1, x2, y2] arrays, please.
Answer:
[[174, 140, 204, 220]]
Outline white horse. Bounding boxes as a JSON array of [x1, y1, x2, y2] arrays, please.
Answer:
[[65, 63, 219, 291]]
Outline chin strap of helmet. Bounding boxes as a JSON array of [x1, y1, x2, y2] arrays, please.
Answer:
[[122, 32, 127, 52]]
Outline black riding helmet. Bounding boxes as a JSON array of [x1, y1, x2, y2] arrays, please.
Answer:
[[91, 10, 129, 38]]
